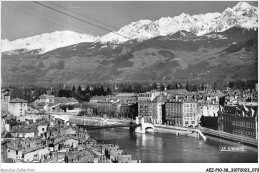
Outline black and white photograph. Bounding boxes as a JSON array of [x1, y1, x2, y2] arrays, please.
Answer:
[[1, 0, 259, 172]]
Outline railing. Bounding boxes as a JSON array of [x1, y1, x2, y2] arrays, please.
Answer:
[[52, 112, 77, 115], [200, 127, 258, 146], [77, 123, 138, 130]]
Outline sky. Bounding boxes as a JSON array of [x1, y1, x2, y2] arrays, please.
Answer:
[[1, 1, 258, 41]]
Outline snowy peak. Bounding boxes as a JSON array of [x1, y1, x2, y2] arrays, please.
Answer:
[[2, 31, 99, 54], [99, 2, 258, 43], [212, 2, 257, 32], [233, 2, 255, 11], [99, 20, 158, 43]]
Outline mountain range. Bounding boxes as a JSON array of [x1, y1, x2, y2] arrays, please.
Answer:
[[1, 2, 258, 85]]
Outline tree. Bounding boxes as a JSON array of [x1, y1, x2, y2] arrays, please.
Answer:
[[228, 81, 234, 89], [77, 85, 82, 94], [175, 82, 179, 89], [106, 87, 112, 95], [201, 84, 205, 91], [152, 83, 157, 90], [126, 85, 133, 92], [160, 84, 165, 91], [60, 105, 67, 112], [186, 82, 190, 91], [85, 86, 91, 93], [72, 85, 76, 92], [213, 82, 218, 90], [67, 104, 75, 110], [133, 83, 144, 93]]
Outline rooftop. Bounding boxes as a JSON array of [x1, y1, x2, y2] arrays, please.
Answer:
[[6, 139, 23, 151], [152, 95, 167, 103], [115, 93, 138, 97], [53, 97, 78, 105], [1, 88, 11, 93], [22, 144, 43, 154], [39, 94, 55, 99], [10, 98, 28, 103], [166, 89, 190, 95], [10, 124, 37, 133]]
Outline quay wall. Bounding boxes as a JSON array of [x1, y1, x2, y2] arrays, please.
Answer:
[[61, 116, 258, 151], [205, 135, 258, 152], [153, 125, 191, 136], [154, 125, 258, 152]]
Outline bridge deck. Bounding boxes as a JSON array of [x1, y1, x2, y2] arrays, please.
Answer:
[[77, 123, 139, 130]]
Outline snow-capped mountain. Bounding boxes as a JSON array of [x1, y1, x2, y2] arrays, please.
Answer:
[[99, 2, 258, 43], [2, 31, 99, 54], [1, 2, 258, 53]]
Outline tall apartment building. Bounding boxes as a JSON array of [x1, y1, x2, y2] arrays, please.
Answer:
[[138, 90, 166, 123], [165, 101, 182, 126], [165, 101, 198, 127], [151, 95, 166, 124], [218, 104, 258, 139], [182, 101, 198, 127], [9, 98, 28, 117]]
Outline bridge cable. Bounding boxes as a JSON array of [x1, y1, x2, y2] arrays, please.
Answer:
[[46, 1, 119, 31], [10, 2, 97, 35], [2, 3, 81, 34], [33, 1, 131, 40]]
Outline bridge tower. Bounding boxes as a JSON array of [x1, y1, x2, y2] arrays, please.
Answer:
[[135, 117, 154, 134]]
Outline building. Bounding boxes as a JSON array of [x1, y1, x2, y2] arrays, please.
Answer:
[[197, 102, 219, 129], [218, 104, 258, 139], [89, 94, 138, 118], [165, 101, 183, 126], [66, 149, 95, 163], [6, 140, 23, 161], [5, 138, 49, 162], [197, 102, 219, 118], [118, 102, 138, 119], [53, 97, 79, 106], [90, 96, 107, 103], [37, 95, 79, 113], [1, 89, 11, 112], [23, 145, 50, 162], [9, 98, 28, 117], [138, 90, 163, 102], [39, 94, 55, 104], [165, 100, 198, 127], [138, 90, 164, 122], [10, 124, 37, 138], [182, 101, 198, 127], [165, 89, 191, 101], [138, 101, 152, 117], [36, 121, 49, 137], [151, 95, 166, 124], [27, 105, 42, 114], [114, 93, 138, 104], [37, 103, 49, 112]]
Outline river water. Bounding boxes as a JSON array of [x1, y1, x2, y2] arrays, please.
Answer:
[[87, 128, 258, 163]]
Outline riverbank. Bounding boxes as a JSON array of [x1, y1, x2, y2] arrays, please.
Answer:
[[61, 115, 258, 153], [87, 128, 258, 163], [153, 124, 200, 139], [205, 135, 258, 152], [153, 125, 258, 152]]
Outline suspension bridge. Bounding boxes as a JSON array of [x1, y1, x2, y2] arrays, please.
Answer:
[[69, 116, 154, 133]]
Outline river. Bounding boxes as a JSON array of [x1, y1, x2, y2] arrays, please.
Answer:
[[87, 128, 258, 163]]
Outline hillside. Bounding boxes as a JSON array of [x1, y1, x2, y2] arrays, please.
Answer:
[[1, 27, 257, 85]]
